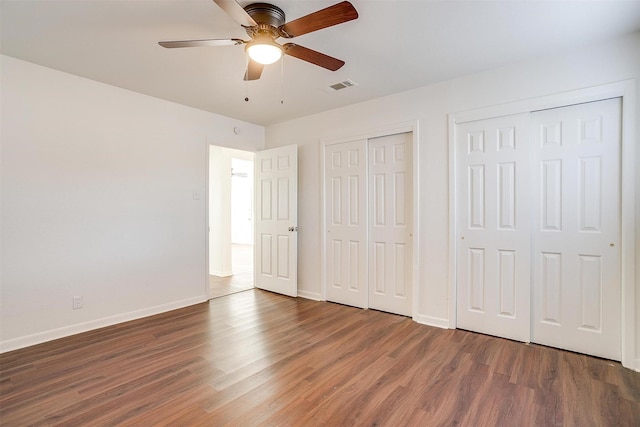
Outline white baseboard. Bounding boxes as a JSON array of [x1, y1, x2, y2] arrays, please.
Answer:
[[210, 270, 233, 277], [413, 313, 450, 329], [298, 289, 323, 301], [0, 295, 208, 354]]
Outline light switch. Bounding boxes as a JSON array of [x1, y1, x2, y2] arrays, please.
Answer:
[[72, 296, 83, 309], [192, 191, 200, 200]]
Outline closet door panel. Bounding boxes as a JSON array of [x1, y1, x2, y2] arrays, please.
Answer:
[[531, 98, 621, 361], [456, 114, 531, 342], [368, 133, 413, 316], [325, 140, 368, 308]]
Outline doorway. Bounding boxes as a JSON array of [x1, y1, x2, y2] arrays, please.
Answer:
[[209, 146, 255, 298]]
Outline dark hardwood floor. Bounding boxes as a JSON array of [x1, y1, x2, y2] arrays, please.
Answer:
[[210, 244, 254, 298], [209, 273, 253, 299], [1, 289, 639, 426]]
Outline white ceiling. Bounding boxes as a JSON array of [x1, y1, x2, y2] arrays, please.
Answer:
[[2, 0, 640, 126]]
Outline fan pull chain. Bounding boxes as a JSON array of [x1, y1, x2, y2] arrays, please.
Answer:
[[280, 55, 284, 105], [244, 54, 249, 102]]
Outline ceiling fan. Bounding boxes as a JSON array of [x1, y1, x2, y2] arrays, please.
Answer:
[[159, 0, 359, 81]]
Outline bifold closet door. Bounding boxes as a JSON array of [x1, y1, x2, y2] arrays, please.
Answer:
[[368, 133, 413, 316], [325, 139, 368, 308], [456, 113, 531, 342], [531, 98, 621, 360]]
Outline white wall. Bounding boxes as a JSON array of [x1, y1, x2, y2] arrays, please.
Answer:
[[209, 146, 233, 277], [231, 157, 254, 245], [265, 33, 640, 360], [0, 55, 265, 352]]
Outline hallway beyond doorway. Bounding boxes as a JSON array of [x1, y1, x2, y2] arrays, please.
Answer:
[[209, 244, 253, 298]]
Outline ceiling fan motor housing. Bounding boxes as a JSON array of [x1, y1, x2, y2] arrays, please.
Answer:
[[244, 3, 286, 27]]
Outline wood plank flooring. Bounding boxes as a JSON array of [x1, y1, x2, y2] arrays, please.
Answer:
[[1, 289, 639, 426], [209, 274, 253, 299], [210, 244, 254, 298]]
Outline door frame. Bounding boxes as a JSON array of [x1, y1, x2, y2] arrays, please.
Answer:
[[448, 80, 636, 369], [320, 121, 421, 320]]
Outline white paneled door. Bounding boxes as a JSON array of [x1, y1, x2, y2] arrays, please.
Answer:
[[456, 98, 622, 360], [325, 139, 368, 308], [324, 133, 414, 315], [456, 113, 532, 342], [368, 133, 413, 316], [255, 145, 298, 297], [531, 99, 621, 360]]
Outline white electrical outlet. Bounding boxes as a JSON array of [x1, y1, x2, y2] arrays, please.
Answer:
[[72, 296, 83, 309]]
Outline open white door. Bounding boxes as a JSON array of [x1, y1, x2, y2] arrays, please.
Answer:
[[254, 145, 298, 297]]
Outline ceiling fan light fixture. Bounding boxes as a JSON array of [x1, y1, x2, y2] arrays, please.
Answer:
[[161, 1, 359, 80], [246, 38, 282, 65]]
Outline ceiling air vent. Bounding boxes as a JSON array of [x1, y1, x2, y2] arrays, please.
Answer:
[[328, 79, 357, 91]]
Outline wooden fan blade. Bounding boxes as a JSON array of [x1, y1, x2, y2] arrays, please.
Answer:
[[279, 1, 358, 38], [283, 43, 345, 71], [213, 0, 257, 27], [244, 59, 264, 81], [159, 38, 244, 48]]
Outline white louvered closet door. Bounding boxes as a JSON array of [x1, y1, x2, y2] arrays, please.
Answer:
[[456, 113, 532, 342], [531, 98, 621, 360]]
